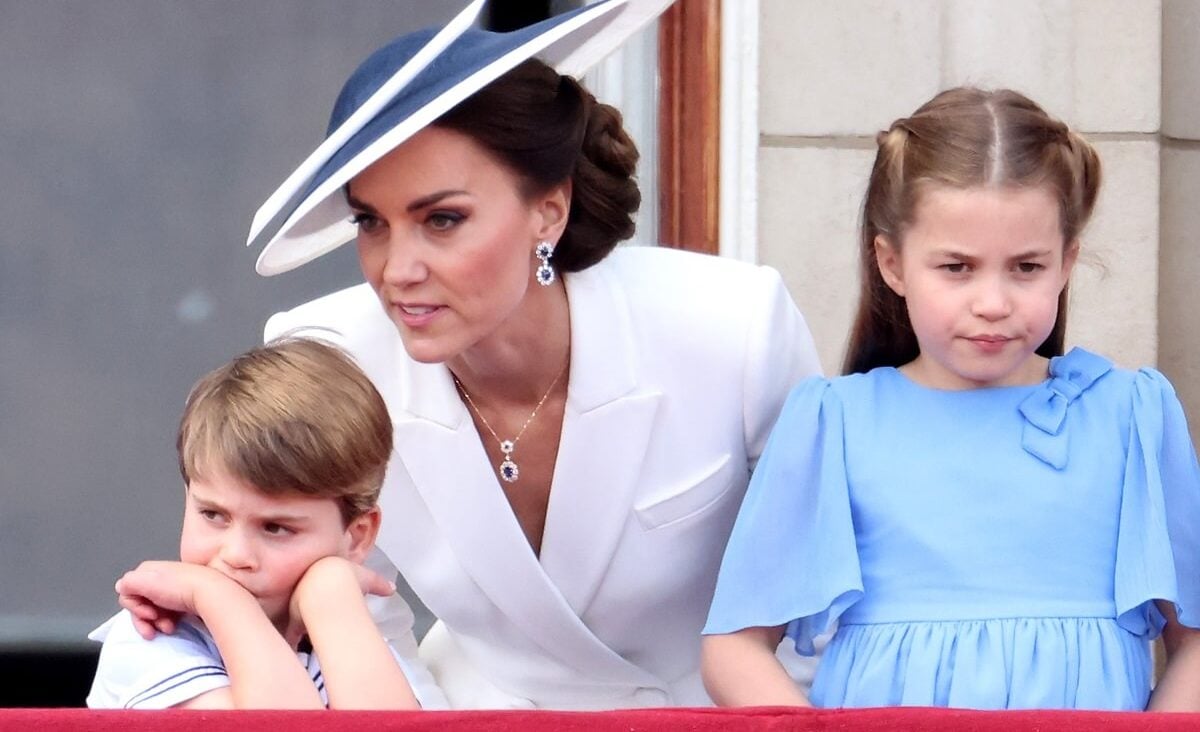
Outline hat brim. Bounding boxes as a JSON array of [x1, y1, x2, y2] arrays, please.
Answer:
[[250, 0, 674, 277]]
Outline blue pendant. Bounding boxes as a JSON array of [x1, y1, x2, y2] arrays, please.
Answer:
[[500, 458, 519, 483]]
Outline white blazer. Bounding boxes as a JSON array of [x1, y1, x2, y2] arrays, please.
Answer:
[[265, 246, 823, 709]]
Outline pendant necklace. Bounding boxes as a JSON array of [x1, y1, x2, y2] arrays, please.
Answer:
[[452, 362, 568, 484]]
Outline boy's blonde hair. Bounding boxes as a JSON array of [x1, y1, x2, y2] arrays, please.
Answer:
[[177, 336, 392, 524]]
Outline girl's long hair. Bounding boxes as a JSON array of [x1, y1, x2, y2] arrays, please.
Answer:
[[842, 88, 1102, 375]]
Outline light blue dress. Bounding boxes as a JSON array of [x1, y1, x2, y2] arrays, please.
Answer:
[[704, 348, 1200, 710]]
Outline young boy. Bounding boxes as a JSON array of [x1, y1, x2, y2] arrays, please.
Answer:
[[87, 337, 422, 709]]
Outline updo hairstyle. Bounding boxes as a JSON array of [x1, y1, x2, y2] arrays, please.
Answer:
[[434, 59, 641, 272]]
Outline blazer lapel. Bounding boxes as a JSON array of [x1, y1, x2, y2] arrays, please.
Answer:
[[389, 353, 546, 604], [539, 263, 663, 617], [389, 336, 658, 685]]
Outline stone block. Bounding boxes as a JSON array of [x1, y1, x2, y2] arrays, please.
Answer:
[[939, 0, 1160, 132], [1164, 0, 1200, 139], [941, 0, 1076, 123], [1072, 0, 1161, 133], [1159, 143, 1200, 431], [759, 0, 942, 137], [1066, 139, 1160, 368], [758, 144, 876, 372]]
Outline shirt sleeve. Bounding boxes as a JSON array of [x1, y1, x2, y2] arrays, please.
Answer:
[[704, 377, 863, 656], [86, 611, 230, 709]]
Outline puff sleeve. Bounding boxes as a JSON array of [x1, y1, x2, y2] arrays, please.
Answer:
[[703, 377, 863, 656], [1114, 368, 1200, 637]]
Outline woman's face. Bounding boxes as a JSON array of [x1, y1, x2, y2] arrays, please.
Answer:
[[348, 126, 567, 364]]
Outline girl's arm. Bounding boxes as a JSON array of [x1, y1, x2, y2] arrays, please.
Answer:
[[290, 556, 420, 709], [116, 561, 323, 709], [1147, 601, 1200, 711], [701, 625, 812, 707]]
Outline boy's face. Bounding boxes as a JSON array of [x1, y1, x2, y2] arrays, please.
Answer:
[[179, 467, 376, 631]]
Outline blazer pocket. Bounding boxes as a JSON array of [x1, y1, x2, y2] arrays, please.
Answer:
[[634, 454, 740, 530]]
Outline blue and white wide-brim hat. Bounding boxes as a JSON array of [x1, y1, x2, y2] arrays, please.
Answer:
[[247, 0, 673, 276]]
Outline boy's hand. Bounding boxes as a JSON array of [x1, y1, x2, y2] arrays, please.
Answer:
[[283, 557, 395, 644], [348, 558, 398, 598], [117, 590, 180, 639], [115, 561, 246, 641]]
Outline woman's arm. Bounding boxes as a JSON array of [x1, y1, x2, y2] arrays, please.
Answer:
[[1147, 600, 1200, 711], [701, 625, 811, 707], [291, 556, 420, 709], [117, 561, 323, 709]]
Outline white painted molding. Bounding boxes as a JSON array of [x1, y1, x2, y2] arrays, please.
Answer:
[[719, 0, 760, 262]]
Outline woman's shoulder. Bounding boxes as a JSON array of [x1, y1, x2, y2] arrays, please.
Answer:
[[598, 246, 782, 297], [580, 247, 818, 365], [266, 282, 381, 332], [264, 282, 396, 351]]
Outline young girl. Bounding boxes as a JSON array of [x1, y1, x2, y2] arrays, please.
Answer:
[[700, 88, 1200, 711]]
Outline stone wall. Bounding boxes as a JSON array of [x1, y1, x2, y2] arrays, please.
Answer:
[[1161, 0, 1200, 433], [758, 1, 1197, 437]]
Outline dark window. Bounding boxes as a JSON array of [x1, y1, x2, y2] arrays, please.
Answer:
[[485, 0, 552, 31]]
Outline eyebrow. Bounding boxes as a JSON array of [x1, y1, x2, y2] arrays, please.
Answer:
[[929, 248, 1055, 261], [188, 492, 311, 525], [346, 189, 468, 214], [255, 512, 311, 526], [929, 250, 975, 262], [1008, 248, 1055, 260]]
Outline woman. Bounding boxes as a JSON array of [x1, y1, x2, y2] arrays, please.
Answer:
[[253, 0, 822, 709]]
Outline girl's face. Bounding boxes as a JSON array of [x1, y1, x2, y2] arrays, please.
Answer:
[[875, 185, 1077, 390], [349, 126, 568, 365]]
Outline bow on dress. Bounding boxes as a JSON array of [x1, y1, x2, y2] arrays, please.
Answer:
[[1018, 348, 1113, 469]]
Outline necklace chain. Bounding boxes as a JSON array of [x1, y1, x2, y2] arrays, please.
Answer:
[[452, 362, 568, 483]]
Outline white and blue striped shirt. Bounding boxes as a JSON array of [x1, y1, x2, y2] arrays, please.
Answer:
[[86, 610, 417, 708]]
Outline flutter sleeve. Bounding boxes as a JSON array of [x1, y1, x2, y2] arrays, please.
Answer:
[[703, 377, 863, 656], [1114, 368, 1200, 637]]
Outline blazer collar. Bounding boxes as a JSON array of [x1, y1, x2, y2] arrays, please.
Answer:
[[392, 341, 462, 429], [389, 253, 639, 426], [386, 259, 659, 684], [561, 257, 640, 412]]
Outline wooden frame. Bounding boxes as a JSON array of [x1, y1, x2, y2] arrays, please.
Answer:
[[658, 0, 722, 254]]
